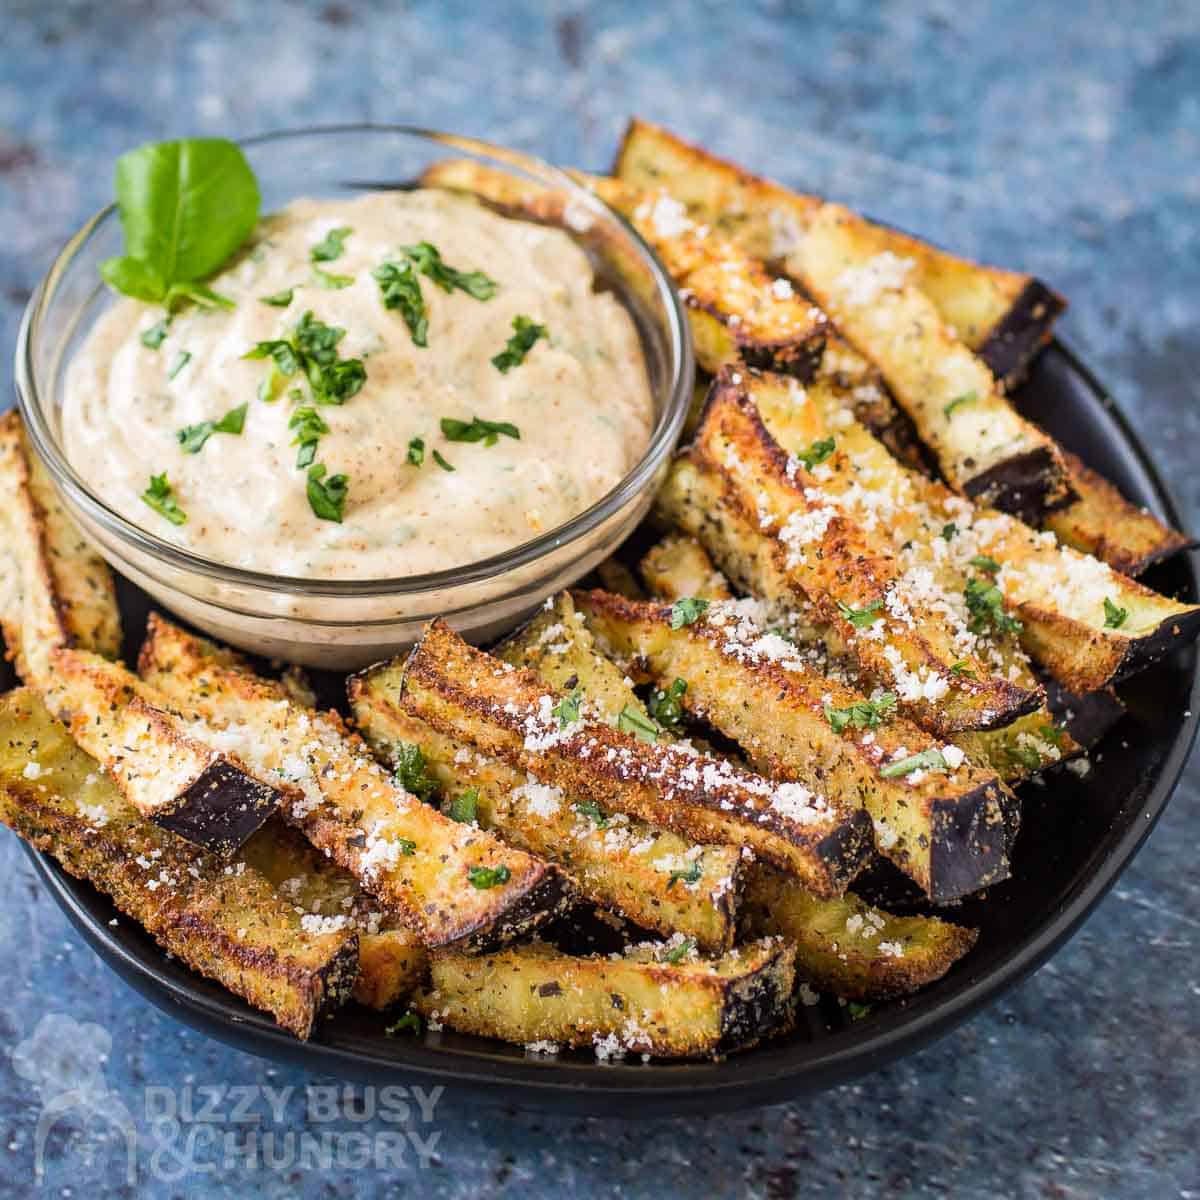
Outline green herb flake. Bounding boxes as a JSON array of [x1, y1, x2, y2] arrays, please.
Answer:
[[141, 472, 187, 526], [668, 597, 709, 629], [100, 138, 259, 310], [617, 705, 659, 744], [941, 523, 958, 540], [796, 436, 837, 472], [943, 390, 978, 419], [305, 463, 349, 523], [663, 937, 697, 964], [406, 436, 425, 467], [491, 315, 547, 373], [447, 786, 479, 824], [879, 748, 948, 778], [310, 226, 352, 263], [385, 1011, 422, 1037], [552, 690, 582, 727], [949, 660, 977, 678], [836, 598, 884, 629], [168, 350, 192, 380], [440, 416, 521, 447], [824, 692, 897, 734], [259, 287, 295, 308], [964, 577, 1023, 637], [432, 449, 455, 472], [395, 837, 417, 856], [402, 241, 498, 301], [176, 402, 248, 454], [288, 406, 330, 470], [373, 260, 428, 347], [1009, 742, 1044, 771], [312, 267, 354, 290], [647, 678, 688, 731], [846, 1001, 871, 1021], [393, 742, 439, 803], [1103, 597, 1129, 629], [574, 798, 608, 828], [969, 555, 1001, 574], [666, 862, 703, 891], [467, 864, 511, 890], [140, 319, 170, 350]]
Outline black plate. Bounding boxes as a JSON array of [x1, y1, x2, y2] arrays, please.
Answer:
[[14, 340, 1200, 1116]]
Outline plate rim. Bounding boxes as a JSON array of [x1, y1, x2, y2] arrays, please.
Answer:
[[18, 336, 1200, 1115]]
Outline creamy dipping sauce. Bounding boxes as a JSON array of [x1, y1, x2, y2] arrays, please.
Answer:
[[63, 190, 653, 578]]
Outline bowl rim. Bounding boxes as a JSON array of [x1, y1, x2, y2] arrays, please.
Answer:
[[16, 338, 1200, 1116], [14, 123, 694, 598]]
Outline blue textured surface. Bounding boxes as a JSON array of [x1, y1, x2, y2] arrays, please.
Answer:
[[3, 2, 1200, 1196]]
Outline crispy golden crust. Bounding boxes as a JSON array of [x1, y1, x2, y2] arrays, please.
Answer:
[[138, 614, 573, 951], [611, 117, 1062, 386], [39, 647, 282, 853], [239, 820, 428, 1010], [689, 373, 1042, 734], [639, 534, 734, 603], [420, 158, 827, 381], [577, 587, 1016, 900], [415, 937, 796, 1059], [789, 204, 1073, 521], [382, 619, 872, 896], [740, 866, 977, 1002], [1045, 450, 1196, 576], [0, 690, 358, 1038]]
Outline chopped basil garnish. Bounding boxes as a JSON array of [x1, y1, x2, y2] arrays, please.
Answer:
[[288, 406, 329, 469], [941, 523, 958, 540], [964, 577, 1022, 636], [259, 287, 295, 307], [836, 598, 884, 629], [402, 241, 498, 301], [1103, 597, 1129, 629], [846, 1001, 872, 1021], [824, 692, 897, 734], [879, 748, 947, 778], [552, 690, 582, 727], [305, 463, 348, 523], [491, 315, 547, 373], [647, 678, 688, 731], [950, 660, 976, 678], [432, 449, 455, 472], [373, 260, 428, 347], [574, 798, 608, 828], [310, 226, 352, 262], [176, 402, 248, 454], [406, 436, 425, 467], [168, 350, 191, 380], [467, 864, 511, 890], [969, 554, 1001, 574], [141, 472, 186, 525], [385, 1011, 422, 1037], [943, 390, 978, 419], [440, 416, 520, 446], [312, 267, 354, 290], [395, 837, 417, 856], [663, 936, 697, 963], [669, 597, 709, 629], [617, 704, 658, 744], [448, 787, 479, 824], [245, 311, 365, 408], [140, 319, 170, 349], [393, 742, 439, 803], [796, 436, 836, 472], [1009, 742, 1044, 771], [666, 863, 703, 891]]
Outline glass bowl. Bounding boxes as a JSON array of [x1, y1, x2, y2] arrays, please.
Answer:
[[15, 125, 693, 669]]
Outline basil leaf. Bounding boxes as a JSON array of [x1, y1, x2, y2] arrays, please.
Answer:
[[574, 798, 608, 828], [402, 241, 498, 300], [406, 436, 425, 467], [167, 350, 191, 380], [491, 315, 547, 373], [823, 693, 897, 734], [100, 138, 260, 307], [310, 226, 352, 262], [796, 437, 836, 472], [432, 449, 455, 472], [373, 260, 428, 347], [663, 937, 697, 963], [647, 678, 688, 731], [177, 402, 247, 453], [448, 787, 479, 824], [668, 597, 709, 629], [467, 865, 511, 890], [312, 267, 354, 290], [552, 690, 582, 727], [305, 464, 348, 523], [385, 1011, 422, 1037], [666, 863, 703, 890], [943, 390, 978, 419], [836, 598, 884, 629], [288, 406, 329, 469], [393, 743, 439, 803], [879, 749, 947, 778], [1103, 597, 1129, 629], [140, 319, 170, 350], [259, 287, 295, 307], [617, 704, 658, 744], [141, 473, 186, 525], [440, 416, 520, 446]]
